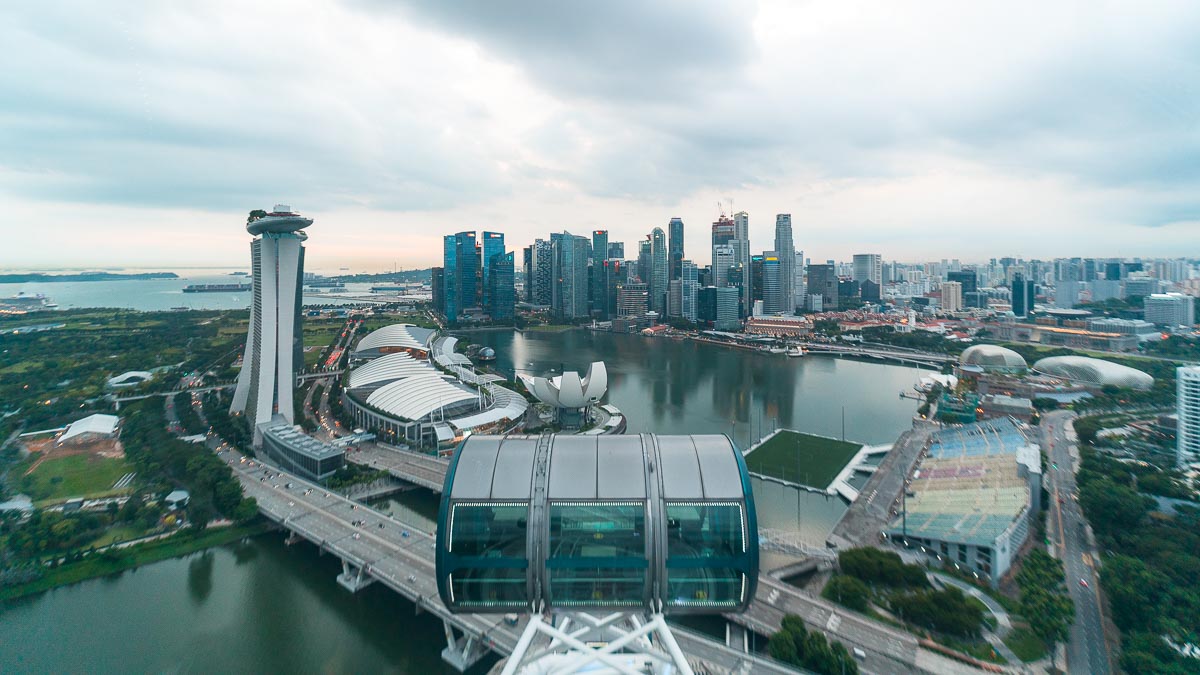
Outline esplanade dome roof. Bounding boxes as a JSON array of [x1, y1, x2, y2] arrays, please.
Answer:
[[1033, 356, 1154, 390], [959, 345, 1028, 371]]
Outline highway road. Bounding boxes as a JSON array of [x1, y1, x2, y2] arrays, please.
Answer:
[[345, 443, 988, 673], [1042, 410, 1112, 674], [349, 443, 449, 492], [218, 444, 795, 674]]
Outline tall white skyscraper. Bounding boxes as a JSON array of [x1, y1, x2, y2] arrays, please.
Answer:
[[774, 215, 795, 312], [1178, 366, 1200, 467], [733, 211, 751, 315], [231, 205, 311, 444], [681, 260, 698, 321], [852, 254, 882, 286], [1145, 293, 1195, 328], [941, 281, 963, 313], [650, 227, 668, 315]]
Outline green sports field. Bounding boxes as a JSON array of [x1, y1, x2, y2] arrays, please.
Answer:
[[18, 454, 133, 504], [744, 430, 862, 489]]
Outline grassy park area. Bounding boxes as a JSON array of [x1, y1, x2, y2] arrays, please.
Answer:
[[744, 430, 862, 488], [18, 453, 132, 504]]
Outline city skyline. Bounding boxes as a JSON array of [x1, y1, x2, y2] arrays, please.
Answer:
[[5, 1, 1200, 268]]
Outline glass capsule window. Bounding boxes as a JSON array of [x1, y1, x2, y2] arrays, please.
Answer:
[[547, 501, 647, 607], [664, 501, 747, 608], [447, 502, 528, 608]]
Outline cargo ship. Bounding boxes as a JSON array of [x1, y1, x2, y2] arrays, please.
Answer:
[[183, 283, 252, 293]]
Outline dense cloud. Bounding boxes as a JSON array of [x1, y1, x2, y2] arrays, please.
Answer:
[[2, 0, 1198, 267]]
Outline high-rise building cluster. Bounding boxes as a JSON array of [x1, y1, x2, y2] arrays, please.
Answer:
[[433, 231, 515, 324], [427, 218, 1197, 339]]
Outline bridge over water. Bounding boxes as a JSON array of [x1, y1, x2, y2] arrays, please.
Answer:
[[222, 447, 798, 674], [342, 443, 983, 674]]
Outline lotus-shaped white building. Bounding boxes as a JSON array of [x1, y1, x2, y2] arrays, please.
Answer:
[[519, 362, 608, 427]]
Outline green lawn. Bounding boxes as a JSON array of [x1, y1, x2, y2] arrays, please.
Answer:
[[744, 430, 862, 488], [19, 454, 132, 503], [1002, 626, 1048, 662]]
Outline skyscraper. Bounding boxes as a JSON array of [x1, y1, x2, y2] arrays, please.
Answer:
[[761, 253, 783, 314], [650, 227, 668, 315], [774, 215, 795, 312], [712, 245, 736, 294], [532, 239, 552, 306], [488, 251, 515, 322], [750, 254, 764, 304], [852, 254, 882, 286], [552, 232, 590, 320], [591, 230, 608, 264], [455, 231, 479, 314], [1145, 293, 1195, 328], [637, 238, 652, 283], [442, 234, 459, 320], [806, 264, 839, 311], [230, 205, 311, 444], [521, 246, 533, 303], [733, 211, 751, 315], [1178, 366, 1200, 467], [607, 241, 625, 260], [681, 260, 698, 322], [481, 231, 504, 313], [590, 230, 609, 315], [1011, 274, 1035, 317], [941, 281, 963, 313], [668, 217, 685, 280]]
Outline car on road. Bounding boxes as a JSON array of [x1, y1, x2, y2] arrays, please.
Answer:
[[1079, 578, 1089, 588]]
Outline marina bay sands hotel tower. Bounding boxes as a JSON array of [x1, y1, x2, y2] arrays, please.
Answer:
[[230, 205, 311, 444]]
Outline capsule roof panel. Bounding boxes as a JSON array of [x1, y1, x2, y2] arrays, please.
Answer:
[[447, 434, 741, 502]]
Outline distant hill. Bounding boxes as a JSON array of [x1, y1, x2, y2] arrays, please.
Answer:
[[0, 272, 180, 283], [333, 269, 432, 283]]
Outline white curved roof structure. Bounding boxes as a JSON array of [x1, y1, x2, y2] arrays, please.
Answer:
[[355, 324, 435, 354], [1033, 356, 1154, 390], [365, 375, 478, 421], [60, 414, 119, 443], [450, 383, 530, 432], [520, 362, 608, 409], [959, 345, 1027, 371], [347, 352, 436, 390], [106, 371, 153, 388]]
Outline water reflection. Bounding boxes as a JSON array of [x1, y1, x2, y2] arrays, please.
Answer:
[[187, 551, 214, 604]]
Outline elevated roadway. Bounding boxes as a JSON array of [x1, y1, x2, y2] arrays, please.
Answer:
[[346, 443, 992, 673], [221, 447, 796, 674]]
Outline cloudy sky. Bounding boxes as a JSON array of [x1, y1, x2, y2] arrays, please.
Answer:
[[4, 0, 1199, 271]]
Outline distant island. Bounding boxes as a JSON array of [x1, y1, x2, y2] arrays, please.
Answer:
[[333, 269, 432, 283], [0, 272, 180, 283]]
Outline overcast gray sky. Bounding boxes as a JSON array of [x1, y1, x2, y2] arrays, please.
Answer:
[[3, 0, 1199, 270]]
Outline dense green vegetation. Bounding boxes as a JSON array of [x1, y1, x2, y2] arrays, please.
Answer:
[[174, 391, 206, 435], [0, 309, 248, 439], [860, 326, 967, 354], [1076, 445, 1200, 672], [202, 391, 252, 453], [745, 431, 861, 488], [768, 615, 859, 675], [837, 547, 929, 588], [0, 520, 271, 601], [825, 547, 987, 648], [1144, 334, 1200, 360], [120, 398, 258, 527], [1014, 549, 1073, 664]]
